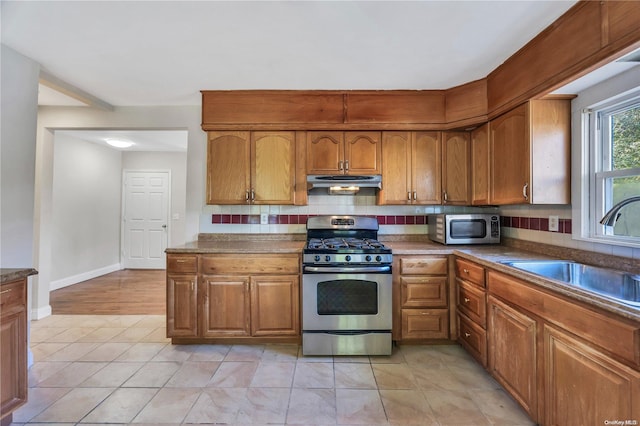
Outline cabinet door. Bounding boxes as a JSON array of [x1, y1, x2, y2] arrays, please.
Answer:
[[344, 131, 381, 175], [306, 131, 344, 174], [166, 274, 198, 337], [380, 131, 412, 204], [490, 103, 530, 204], [251, 131, 296, 204], [488, 295, 538, 421], [250, 275, 300, 336], [471, 123, 490, 205], [201, 275, 250, 337], [207, 131, 251, 204], [544, 325, 640, 426], [413, 131, 442, 204], [442, 132, 470, 205]]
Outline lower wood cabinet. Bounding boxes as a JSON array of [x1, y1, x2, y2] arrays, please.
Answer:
[[166, 253, 300, 343], [455, 257, 487, 366], [1, 278, 28, 423], [481, 268, 640, 426], [166, 273, 198, 337], [487, 295, 538, 422], [544, 325, 640, 426], [394, 255, 450, 341]]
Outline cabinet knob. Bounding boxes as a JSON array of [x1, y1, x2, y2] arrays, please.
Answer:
[[522, 183, 529, 201], [464, 332, 471, 338], [464, 297, 470, 303], [463, 268, 470, 274]]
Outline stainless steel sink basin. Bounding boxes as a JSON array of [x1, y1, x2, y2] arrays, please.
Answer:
[[500, 260, 640, 307]]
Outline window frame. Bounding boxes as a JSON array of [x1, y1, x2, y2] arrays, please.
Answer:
[[582, 90, 640, 247]]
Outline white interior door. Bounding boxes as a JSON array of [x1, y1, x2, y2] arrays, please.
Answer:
[[122, 171, 170, 269]]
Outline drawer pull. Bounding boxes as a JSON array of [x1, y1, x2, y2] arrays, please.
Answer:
[[463, 268, 470, 274], [0, 288, 12, 295], [176, 260, 187, 263], [464, 332, 471, 338], [463, 297, 470, 303]]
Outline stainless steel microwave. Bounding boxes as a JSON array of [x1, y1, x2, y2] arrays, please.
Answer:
[[428, 214, 500, 245]]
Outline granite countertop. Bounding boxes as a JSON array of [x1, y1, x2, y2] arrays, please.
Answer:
[[165, 239, 305, 254], [0, 268, 38, 284], [166, 236, 640, 322]]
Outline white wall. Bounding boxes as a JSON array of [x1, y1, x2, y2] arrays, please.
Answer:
[[122, 150, 188, 247], [0, 45, 40, 267], [50, 133, 123, 284]]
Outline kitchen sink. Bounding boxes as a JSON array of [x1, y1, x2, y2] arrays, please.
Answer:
[[499, 260, 640, 307]]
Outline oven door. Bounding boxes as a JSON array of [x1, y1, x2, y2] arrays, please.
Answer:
[[302, 265, 392, 332]]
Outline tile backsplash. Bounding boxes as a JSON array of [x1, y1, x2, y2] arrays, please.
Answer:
[[199, 196, 638, 259]]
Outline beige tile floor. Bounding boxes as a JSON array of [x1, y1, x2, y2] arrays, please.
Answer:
[[11, 314, 535, 426]]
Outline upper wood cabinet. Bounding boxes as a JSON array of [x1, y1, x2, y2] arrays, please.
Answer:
[[306, 131, 381, 175], [207, 131, 297, 205], [379, 132, 441, 205], [490, 99, 571, 205], [470, 123, 490, 205], [442, 132, 471, 205]]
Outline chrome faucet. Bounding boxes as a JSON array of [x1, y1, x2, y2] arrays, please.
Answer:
[[599, 195, 640, 226]]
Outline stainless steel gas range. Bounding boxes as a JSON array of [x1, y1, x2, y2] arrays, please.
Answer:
[[302, 215, 393, 356]]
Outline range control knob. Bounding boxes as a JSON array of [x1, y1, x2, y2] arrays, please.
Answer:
[[314, 255, 321, 262], [365, 255, 372, 262], [325, 255, 331, 262], [345, 255, 352, 262], [375, 255, 382, 262]]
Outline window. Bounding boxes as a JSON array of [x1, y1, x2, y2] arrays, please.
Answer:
[[588, 94, 640, 243]]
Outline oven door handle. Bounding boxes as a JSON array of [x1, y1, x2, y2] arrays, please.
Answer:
[[303, 265, 392, 274]]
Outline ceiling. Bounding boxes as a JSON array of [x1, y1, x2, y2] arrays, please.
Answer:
[[56, 130, 188, 152], [3, 0, 582, 107]]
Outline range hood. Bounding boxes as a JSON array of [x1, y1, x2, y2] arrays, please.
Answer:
[[307, 175, 382, 195]]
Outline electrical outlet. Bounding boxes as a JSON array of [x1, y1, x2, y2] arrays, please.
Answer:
[[260, 213, 268, 224], [549, 215, 559, 232]]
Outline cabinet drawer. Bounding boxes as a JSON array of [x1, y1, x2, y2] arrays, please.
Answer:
[[399, 256, 448, 275], [401, 309, 449, 339], [167, 255, 198, 273], [200, 254, 300, 275], [457, 312, 487, 367], [455, 258, 485, 287], [0, 279, 26, 313], [457, 279, 486, 327], [401, 276, 447, 308]]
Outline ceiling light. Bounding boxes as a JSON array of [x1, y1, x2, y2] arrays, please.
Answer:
[[105, 138, 134, 148]]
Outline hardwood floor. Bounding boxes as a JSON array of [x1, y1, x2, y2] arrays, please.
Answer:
[[50, 269, 165, 315]]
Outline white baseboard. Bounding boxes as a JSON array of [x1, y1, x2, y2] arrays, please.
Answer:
[[32, 304, 52, 320], [50, 263, 122, 291]]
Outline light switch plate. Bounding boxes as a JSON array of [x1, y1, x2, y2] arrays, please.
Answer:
[[260, 213, 268, 224], [549, 215, 559, 232]]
